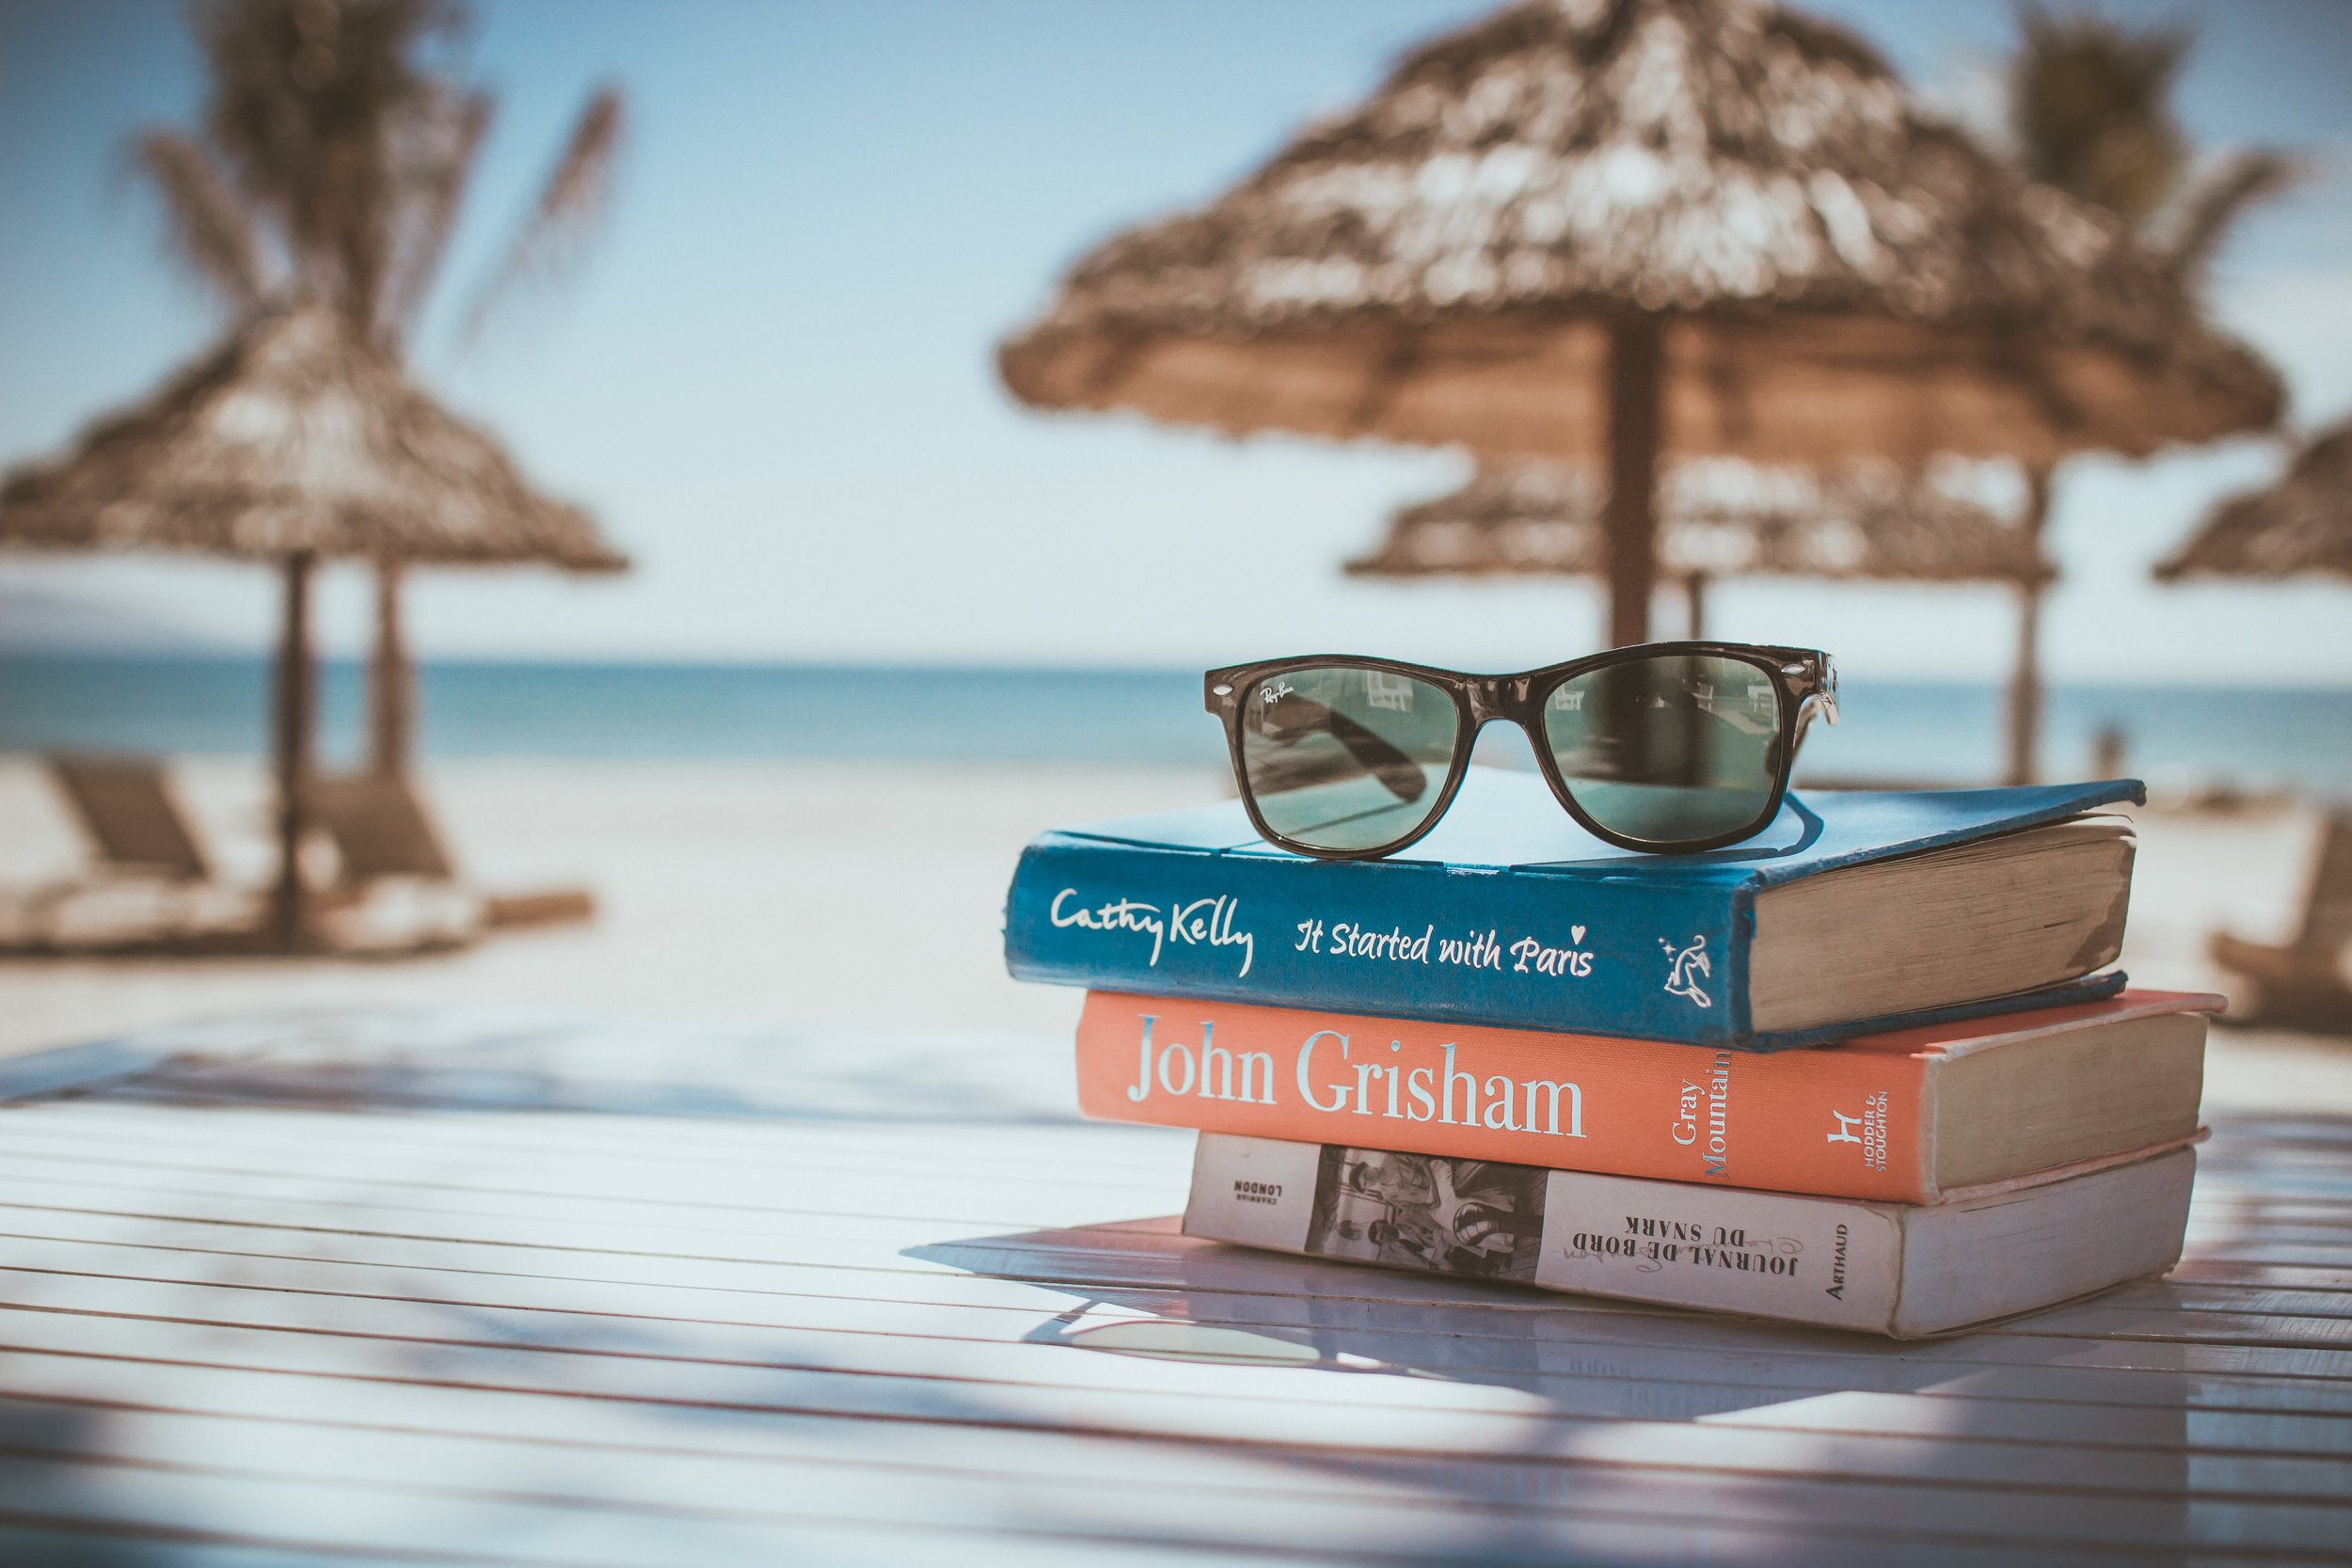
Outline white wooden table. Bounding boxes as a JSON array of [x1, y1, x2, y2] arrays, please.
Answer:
[[0, 1008, 2344, 1565]]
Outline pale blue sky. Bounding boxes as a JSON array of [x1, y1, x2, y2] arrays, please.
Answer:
[[3, 0, 2349, 679]]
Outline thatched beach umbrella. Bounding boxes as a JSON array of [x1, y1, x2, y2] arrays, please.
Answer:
[[1346, 458, 2051, 635], [0, 302, 626, 949], [998, 0, 2280, 648], [2156, 419, 2352, 583]]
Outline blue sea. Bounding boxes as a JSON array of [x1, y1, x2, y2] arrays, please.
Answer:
[[4, 654, 2349, 799]]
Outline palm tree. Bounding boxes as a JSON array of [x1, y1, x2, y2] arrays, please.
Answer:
[[135, 0, 623, 777], [2000, 4, 2290, 784]]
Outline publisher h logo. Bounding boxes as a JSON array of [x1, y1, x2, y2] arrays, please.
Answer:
[[1829, 1092, 1890, 1172]]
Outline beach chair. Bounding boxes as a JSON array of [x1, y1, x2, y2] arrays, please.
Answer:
[[310, 773, 459, 886], [12, 754, 236, 942], [310, 774, 596, 934], [2210, 813, 2352, 1031]]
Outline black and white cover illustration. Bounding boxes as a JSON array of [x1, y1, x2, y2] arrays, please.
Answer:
[[1303, 1146, 1548, 1282]]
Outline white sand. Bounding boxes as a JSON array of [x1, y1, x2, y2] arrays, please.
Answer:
[[0, 753, 2344, 1110]]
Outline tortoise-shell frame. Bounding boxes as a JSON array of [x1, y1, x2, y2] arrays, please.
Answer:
[[1202, 641, 1838, 860]]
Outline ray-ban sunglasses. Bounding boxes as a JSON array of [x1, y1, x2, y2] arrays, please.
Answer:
[[1204, 643, 1838, 859]]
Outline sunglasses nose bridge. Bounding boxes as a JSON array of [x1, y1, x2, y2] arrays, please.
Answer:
[[1462, 679, 1543, 769], [1461, 676, 1534, 726]]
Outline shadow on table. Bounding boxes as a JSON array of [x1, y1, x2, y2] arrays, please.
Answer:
[[905, 1214, 2224, 1561], [9, 1016, 2336, 1562], [8, 1006, 1084, 1125], [0, 1400, 149, 1567], [910, 1216, 2219, 1561], [912, 1214, 2174, 1404], [900, 1121, 2352, 1564]]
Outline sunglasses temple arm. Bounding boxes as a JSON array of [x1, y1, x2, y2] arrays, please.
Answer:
[[1791, 691, 1838, 756], [1779, 790, 1827, 854]]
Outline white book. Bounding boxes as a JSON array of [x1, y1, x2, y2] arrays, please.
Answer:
[[1184, 1131, 2198, 1338]]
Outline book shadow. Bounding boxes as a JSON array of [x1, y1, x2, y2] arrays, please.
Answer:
[[909, 1215, 2058, 1414], [906, 1113, 2352, 1553], [906, 1215, 2224, 1555]]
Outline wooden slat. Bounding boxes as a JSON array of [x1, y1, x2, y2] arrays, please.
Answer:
[[6, 1259, 2351, 1465], [3, 1385, 2347, 1564], [9, 1158, 2352, 1381], [11, 1193, 2352, 1386], [11, 1233, 2352, 1423], [2, 1212, 2347, 1501], [13, 1114, 2352, 1372], [1, 1009, 2347, 1565]]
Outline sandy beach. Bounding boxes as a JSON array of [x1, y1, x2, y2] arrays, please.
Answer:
[[2, 752, 2345, 1111]]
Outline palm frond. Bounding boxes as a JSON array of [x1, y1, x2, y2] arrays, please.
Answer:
[[378, 88, 492, 341], [2008, 3, 2190, 222], [2160, 150, 2298, 284], [130, 129, 275, 310], [458, 85, 625, 346], [194, 0, 461, 325]]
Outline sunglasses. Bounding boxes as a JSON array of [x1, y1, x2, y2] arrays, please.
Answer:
[[1204, 642, 1838, 859]]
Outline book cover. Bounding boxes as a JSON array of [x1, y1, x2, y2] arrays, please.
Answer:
[[1005, 768, 2140, 1051], [1184, 1132, 2199, 1337], [1079, 989, 2217, 1202]]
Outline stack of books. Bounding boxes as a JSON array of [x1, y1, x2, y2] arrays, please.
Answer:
[[1005, 767, 2215, 1337]]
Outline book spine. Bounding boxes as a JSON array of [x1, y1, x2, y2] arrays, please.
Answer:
[[1185, 1132, 1904, 1335], [1086, 991, 1936, 1201], [1006, 832, 1752, 1047]]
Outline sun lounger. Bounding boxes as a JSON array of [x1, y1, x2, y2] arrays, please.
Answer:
[[2210, 812, 2352, 1030], [310, 773, 596, 934], [310, 773, 460, 884], [8, 754, 249, 943]]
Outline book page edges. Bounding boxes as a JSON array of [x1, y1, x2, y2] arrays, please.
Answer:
[[1745, 972, 2131, 1051], [1877, 988, 2224, 1062], [1927, 1127, 2208, 1205], [1913, 1062, 1939, 1204], [1742, 781, 2146, 890], [1906, 989, 2217, 1199], [1888, 1144, 2195, 1338]]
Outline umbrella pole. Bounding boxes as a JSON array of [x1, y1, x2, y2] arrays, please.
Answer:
[[1603, 316, 1663, 648], [2004, 465, 2055, 786], [268, 550, 318, 950], [369, 558, 413, 779], [1684, 572, 1707, 641]]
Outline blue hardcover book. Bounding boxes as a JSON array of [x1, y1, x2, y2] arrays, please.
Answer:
[[1004, 768, 2141, 1052]]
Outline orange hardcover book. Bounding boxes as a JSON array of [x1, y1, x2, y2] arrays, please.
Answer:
[[1076, 988, 2217, 1203]]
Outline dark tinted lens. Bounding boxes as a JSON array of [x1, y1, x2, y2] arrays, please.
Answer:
[[1540, 655, 1783, 847], [1240, 666, 1461, 852]]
